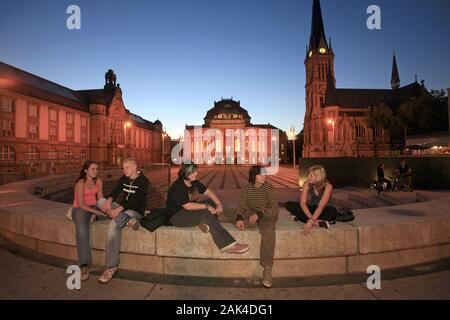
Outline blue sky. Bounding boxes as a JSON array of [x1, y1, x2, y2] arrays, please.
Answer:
[[1, 0, 449, 138]]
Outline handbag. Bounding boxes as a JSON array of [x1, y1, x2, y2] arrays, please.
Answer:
[[336, 207, 355, 222]]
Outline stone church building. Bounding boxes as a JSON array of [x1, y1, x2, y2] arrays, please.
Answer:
[[302, 0, 428, 158]]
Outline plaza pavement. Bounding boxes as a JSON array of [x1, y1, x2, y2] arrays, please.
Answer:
[[1, 238, 450, 300]]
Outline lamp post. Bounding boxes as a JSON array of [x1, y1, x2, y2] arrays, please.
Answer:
[[289, 126, 296, 168], [327, 119, 335, 157]]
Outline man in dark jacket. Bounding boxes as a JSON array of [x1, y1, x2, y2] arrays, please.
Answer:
[[96, 158, 149, 284]]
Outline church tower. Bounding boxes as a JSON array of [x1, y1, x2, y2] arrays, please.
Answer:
[[391, 54, 400, 90], [303, 0, 335, 157]]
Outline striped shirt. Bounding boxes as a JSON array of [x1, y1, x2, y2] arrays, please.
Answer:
[[238, 182, 279, 218]]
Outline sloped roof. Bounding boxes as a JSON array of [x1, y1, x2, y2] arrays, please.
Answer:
[[0, 61, 88, 111], [324, 82, 425, 109]]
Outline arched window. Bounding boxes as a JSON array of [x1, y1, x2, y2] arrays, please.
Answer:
[[375, 127, 383, 138], [356, 124, 366, 141]]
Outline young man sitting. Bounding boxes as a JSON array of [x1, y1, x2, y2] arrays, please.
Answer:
[[97, 158, 149, 284]]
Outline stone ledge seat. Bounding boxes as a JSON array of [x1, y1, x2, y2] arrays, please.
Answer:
[[1, 175, 450, 279]]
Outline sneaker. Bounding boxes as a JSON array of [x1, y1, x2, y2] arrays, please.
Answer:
[[127, 218, 140, 231], [318, 221, 330, 229], [98, 267, 118, 284], [291, 215, 299, 222], [261, 266, 273, 288], [198, 223, 210, 233], [224, 243, 249, 254], [80, 265, 89, 281]]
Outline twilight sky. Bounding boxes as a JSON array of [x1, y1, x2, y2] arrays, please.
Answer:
[[1, 0, 449, 138]]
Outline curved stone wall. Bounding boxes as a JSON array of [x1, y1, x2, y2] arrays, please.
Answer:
[[1, 174, 450, 279]]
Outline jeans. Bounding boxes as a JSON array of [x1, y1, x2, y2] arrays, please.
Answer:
[[169, 199, 236, 251], [71, 205, 107, 266], [285, 201, 337, 223], [97, 198, 142, 268]]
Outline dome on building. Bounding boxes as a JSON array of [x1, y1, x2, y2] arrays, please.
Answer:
[[204, 98, 251, 125]]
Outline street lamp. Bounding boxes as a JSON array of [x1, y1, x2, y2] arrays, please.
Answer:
[[289, 126, 296, 168], [327, 119, 335, 157]]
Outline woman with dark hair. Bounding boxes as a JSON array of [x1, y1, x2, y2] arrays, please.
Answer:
[[165, 163, 249, 254], [71, 160, 104, 281], [223, 165, 279, 288]]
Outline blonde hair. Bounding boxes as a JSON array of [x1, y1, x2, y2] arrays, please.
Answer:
[[123, 158, 137, 166], [307, 165, 328, 188]]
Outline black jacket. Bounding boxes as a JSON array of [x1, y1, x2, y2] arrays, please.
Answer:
[[107, 171, 149, 216]]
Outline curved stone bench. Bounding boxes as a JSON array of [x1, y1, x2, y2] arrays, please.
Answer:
[[1, 175, 450, 279]]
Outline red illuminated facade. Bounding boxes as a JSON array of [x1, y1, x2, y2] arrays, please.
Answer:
[[0, 62, 170, 178]]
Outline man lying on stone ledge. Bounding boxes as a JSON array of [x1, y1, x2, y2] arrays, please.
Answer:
[[165, 163, 249, 255]]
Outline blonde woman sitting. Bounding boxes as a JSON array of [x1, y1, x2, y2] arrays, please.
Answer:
[[285, 165, 337, 235]]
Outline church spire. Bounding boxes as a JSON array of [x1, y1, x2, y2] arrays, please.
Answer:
[[391, 53, 400, 90], [309, 0, 328, 52]]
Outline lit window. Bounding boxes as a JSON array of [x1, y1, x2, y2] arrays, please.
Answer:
[[1, 96, 14, 113], [26, 146, 39, 160], [0, 145, 15, 160], [28, 104, 38, 117]]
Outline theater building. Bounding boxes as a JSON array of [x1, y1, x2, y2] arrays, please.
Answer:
[[0, 62, 170, 178], [184, 98, 288, 165], [302, 0, 429, 158]]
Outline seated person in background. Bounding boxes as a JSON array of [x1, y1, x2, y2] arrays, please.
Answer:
[[377, 163, 392, 191], [165, 163, 249, 255], [223, 165, 279, 289], [398, 160, 413, 191], [285, 165, 337, 235]]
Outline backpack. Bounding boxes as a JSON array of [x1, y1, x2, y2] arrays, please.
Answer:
[[140, 208, 172, 232], [335, 207, 355, 222]]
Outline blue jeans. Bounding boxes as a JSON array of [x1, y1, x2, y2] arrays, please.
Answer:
[[97, 198, 142, 268], [72, 205, 108, 266]]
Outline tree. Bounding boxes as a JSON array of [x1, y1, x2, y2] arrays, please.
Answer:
[[366, 102, 401, 156], [398, 89, 448, 135]]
